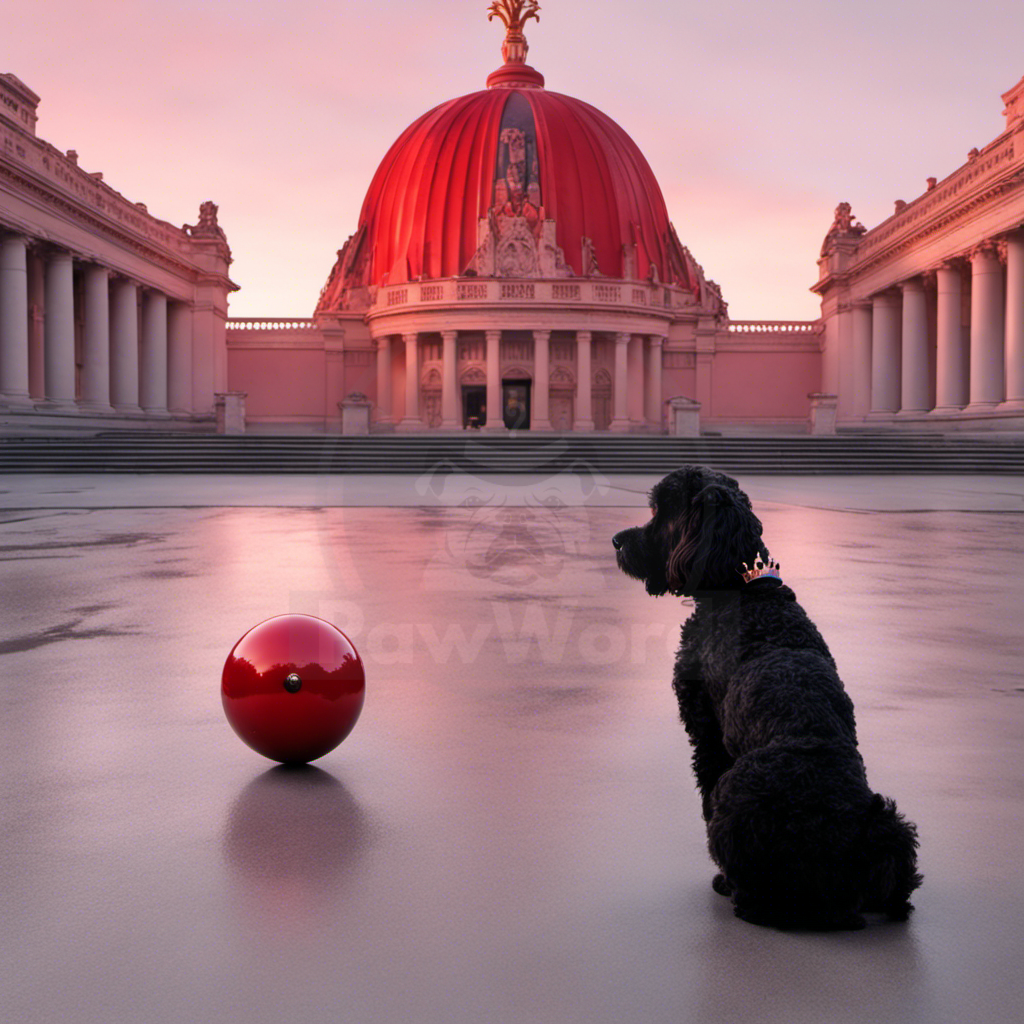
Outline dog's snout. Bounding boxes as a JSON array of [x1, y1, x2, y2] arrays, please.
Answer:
[[612, 531, 626, 550]]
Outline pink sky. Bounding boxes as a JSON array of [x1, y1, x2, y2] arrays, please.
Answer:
[[6, 0, 1022, 320]]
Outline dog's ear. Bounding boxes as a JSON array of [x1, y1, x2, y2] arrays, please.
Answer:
[[666, 483, 764, 593]]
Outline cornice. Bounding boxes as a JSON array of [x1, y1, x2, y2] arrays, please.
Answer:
[[0, 159, 203, 281], [845, 139, 1024, 279]]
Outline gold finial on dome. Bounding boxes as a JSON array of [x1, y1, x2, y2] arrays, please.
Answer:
[[488, 1, 540, 65]]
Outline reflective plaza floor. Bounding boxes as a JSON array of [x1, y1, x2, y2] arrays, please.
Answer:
[[1, 471, 1022, 1024]]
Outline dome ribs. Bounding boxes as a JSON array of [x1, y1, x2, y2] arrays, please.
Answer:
[[319, 76, 688, 304], [421, 93, 492, 280], [352, 115, 427, 288], [575, 97, 671, 282], [456, 91, 505, 277], [538, 91, 622, 279], [391, 100, 459, 283]]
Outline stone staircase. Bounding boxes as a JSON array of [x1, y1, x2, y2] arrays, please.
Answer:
[[1, 432, 1023, 474]]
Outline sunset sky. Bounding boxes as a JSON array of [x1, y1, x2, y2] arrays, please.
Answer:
[[6, 0, 1023, 320]]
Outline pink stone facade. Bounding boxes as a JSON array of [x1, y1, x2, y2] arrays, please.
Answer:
[[0, 73, 237, 435], [225, 316, 822, 434], [815, 73, 1024, 432], [4, 51, 1023, 437]]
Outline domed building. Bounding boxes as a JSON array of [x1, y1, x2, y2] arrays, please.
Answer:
[[0, 2, 826, 436], [309, 1, 725, 433], [224, 2, 821, 436]]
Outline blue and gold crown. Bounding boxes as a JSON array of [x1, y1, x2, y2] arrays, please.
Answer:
[[740, 555, 781, 584]]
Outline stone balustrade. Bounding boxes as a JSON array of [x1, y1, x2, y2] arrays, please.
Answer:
[[371, 277, 689, 313]]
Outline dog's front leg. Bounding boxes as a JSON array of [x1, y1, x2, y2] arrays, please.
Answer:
[[672, 643, 733, 821]]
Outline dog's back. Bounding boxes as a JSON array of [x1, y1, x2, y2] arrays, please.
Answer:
[[682, 585, 857, 752]]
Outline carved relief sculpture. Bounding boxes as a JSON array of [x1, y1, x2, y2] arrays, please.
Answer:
[[819, 201, 866, 257]]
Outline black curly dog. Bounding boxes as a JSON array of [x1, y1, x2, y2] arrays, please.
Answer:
[[613, 466, 922, 930]]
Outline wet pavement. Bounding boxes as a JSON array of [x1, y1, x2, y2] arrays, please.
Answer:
[[1, 471, 1022, 1023]]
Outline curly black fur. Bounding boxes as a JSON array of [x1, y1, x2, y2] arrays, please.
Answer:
[[613, 466, 922, 930]]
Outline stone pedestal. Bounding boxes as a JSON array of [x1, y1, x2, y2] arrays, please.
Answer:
[[808, 392, 839, 435], [667, 395, 700, 437], [340, 394, 371, 435], [215, 391, 247, 434]]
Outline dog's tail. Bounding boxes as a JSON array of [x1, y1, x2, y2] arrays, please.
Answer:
[[860, 793, 923, 920]]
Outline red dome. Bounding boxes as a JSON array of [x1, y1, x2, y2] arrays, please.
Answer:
[[316, 74, 698, 311]]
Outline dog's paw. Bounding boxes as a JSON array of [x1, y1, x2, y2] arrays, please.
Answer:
[[712, 873, 734, 896]]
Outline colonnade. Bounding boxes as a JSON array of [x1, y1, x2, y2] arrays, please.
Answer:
[[373, 327, 667, 431], [0, 233, 193, 416], [852, 235, 1024, 417]]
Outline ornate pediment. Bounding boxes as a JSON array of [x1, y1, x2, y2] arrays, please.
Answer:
[[467, 215, 572, 278]]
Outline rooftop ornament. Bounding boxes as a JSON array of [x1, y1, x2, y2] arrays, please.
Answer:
[[488, 0, 541, 65]]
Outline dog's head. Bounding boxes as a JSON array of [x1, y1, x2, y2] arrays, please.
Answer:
[[612, 465, 767, 596]]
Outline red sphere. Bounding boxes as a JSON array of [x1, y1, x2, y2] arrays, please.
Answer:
[[222, 614, 365, 764]]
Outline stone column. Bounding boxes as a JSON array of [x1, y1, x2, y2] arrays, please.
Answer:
[[80, 264, 114, 412], [645, 335, 664, 430], [110, 278, 142, 413], [967, 242, 1005, 409], [0, 234, 32, 406], [140, 289, 170, 416], [398, 332, 422, 430], [43, 250, 76, 407], [483, 328, 503, 432], [167, 301, 194, 415], [374, 336, 392, 426], [934, 262, 968, 411], [870, 290, 901, 414], [1002, 233, 1024, 408], [610, 332, 630, 432], [899, 277, 930, 413], [27, 249, 45, 400], [575, 330, 594, 431], [532, 329, 552, 430], [850, 303, 872, 417], [440, 329, 459, 429]]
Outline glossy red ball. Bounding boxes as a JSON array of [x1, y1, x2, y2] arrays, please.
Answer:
[[222, 614, 365, 764]]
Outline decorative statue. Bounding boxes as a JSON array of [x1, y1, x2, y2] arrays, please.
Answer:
[[819, 201, 866, 257]]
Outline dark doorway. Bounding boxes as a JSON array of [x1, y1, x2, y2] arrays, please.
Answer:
[[463, 386, 487, 428], [502, 380, 531, 430]]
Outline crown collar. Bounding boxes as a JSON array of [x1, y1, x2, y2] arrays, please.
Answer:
[[740, 555, 782, 585]]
